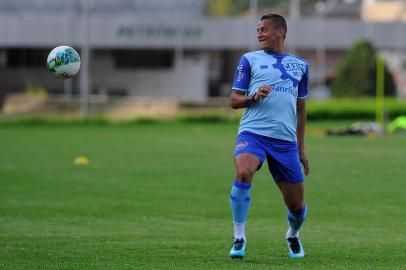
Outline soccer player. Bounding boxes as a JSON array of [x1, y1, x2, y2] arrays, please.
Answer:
[[229, 14, 310, 259]]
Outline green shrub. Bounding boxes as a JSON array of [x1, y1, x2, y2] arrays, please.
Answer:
[[331, 40, 396, 97]]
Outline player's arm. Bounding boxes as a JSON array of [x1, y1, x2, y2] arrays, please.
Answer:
[[230, 86, 272, 109], [296, 99, 309, 176], [229, 55, 271, 109], [297, 64, 310, 176]]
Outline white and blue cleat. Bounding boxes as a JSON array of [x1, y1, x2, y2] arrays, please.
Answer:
[[286, 237, 305, 258], [229, 238, 245, 259]]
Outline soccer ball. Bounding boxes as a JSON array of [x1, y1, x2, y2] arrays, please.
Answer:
[[47, 46, 81, 79]]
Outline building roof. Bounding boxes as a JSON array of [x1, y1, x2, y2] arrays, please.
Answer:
[[303, 0, 362, 19], [0, 0, 208, 17]]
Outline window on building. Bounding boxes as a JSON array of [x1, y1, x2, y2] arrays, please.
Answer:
[[6, 49, 49, 68], [113, 49, 174, 69], [0, 50, 6, 68]]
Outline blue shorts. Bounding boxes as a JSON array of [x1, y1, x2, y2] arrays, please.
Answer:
[[234, 131, 304, 183]]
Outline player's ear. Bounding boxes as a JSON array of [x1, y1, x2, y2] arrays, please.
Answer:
[[277, 28, 285, 38]]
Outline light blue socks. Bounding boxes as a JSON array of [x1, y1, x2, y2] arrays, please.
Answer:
[[230, 180, 251, 240], [286, 204, 307, 238]]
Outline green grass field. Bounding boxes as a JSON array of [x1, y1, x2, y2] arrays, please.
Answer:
[[1, 122, 405, 269]]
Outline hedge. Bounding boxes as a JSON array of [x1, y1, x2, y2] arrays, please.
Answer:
[[0, 98, 405, 124], [307, 98, 406, 120]]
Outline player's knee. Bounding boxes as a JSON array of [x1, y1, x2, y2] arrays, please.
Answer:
[[287, 201, 305, 213], [236, 168, 254, 183]]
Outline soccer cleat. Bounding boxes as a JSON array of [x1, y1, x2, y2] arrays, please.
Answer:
[[286, 237, 305, 258], [229, 238, 245, 259]]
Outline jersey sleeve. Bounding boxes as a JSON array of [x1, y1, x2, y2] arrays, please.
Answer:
[[298, 64, 309, 99], [232, 56, 251, 93]]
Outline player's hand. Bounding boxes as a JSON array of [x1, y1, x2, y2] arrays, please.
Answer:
[[253, 85, 272, 102], [299, 151, 309, 176]]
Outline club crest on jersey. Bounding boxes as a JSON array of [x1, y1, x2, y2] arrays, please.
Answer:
[[236, 141, 248, 150], [272, 55, 306, 87], [282, 57, 306, 81]]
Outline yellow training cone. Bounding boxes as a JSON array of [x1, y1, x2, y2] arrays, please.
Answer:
[[74, 156, 89, 166]]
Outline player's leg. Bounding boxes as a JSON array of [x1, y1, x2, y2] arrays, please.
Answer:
[[229, 153, 261, 259], [277, 181, 307, 258], [266, 142, 307, 258], [232, 153, 261, 239], [277, 181, 306, 237], [235, 153, 261, 184], [229, 132, 265, 259]]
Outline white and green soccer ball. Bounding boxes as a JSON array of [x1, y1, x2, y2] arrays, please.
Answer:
[[47, 46, 81, 79]]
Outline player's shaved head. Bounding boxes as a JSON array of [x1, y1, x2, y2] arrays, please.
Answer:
[[260, 14, 287, 37]]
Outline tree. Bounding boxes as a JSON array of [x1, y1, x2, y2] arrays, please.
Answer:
[[208, 0, 232, 16], [331, 40, 396, 97]]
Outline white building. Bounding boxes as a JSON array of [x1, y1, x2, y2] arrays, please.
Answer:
[[1, 0, 406, 100]]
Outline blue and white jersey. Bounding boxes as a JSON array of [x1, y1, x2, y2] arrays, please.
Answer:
[[232, 50, 309, 142]]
